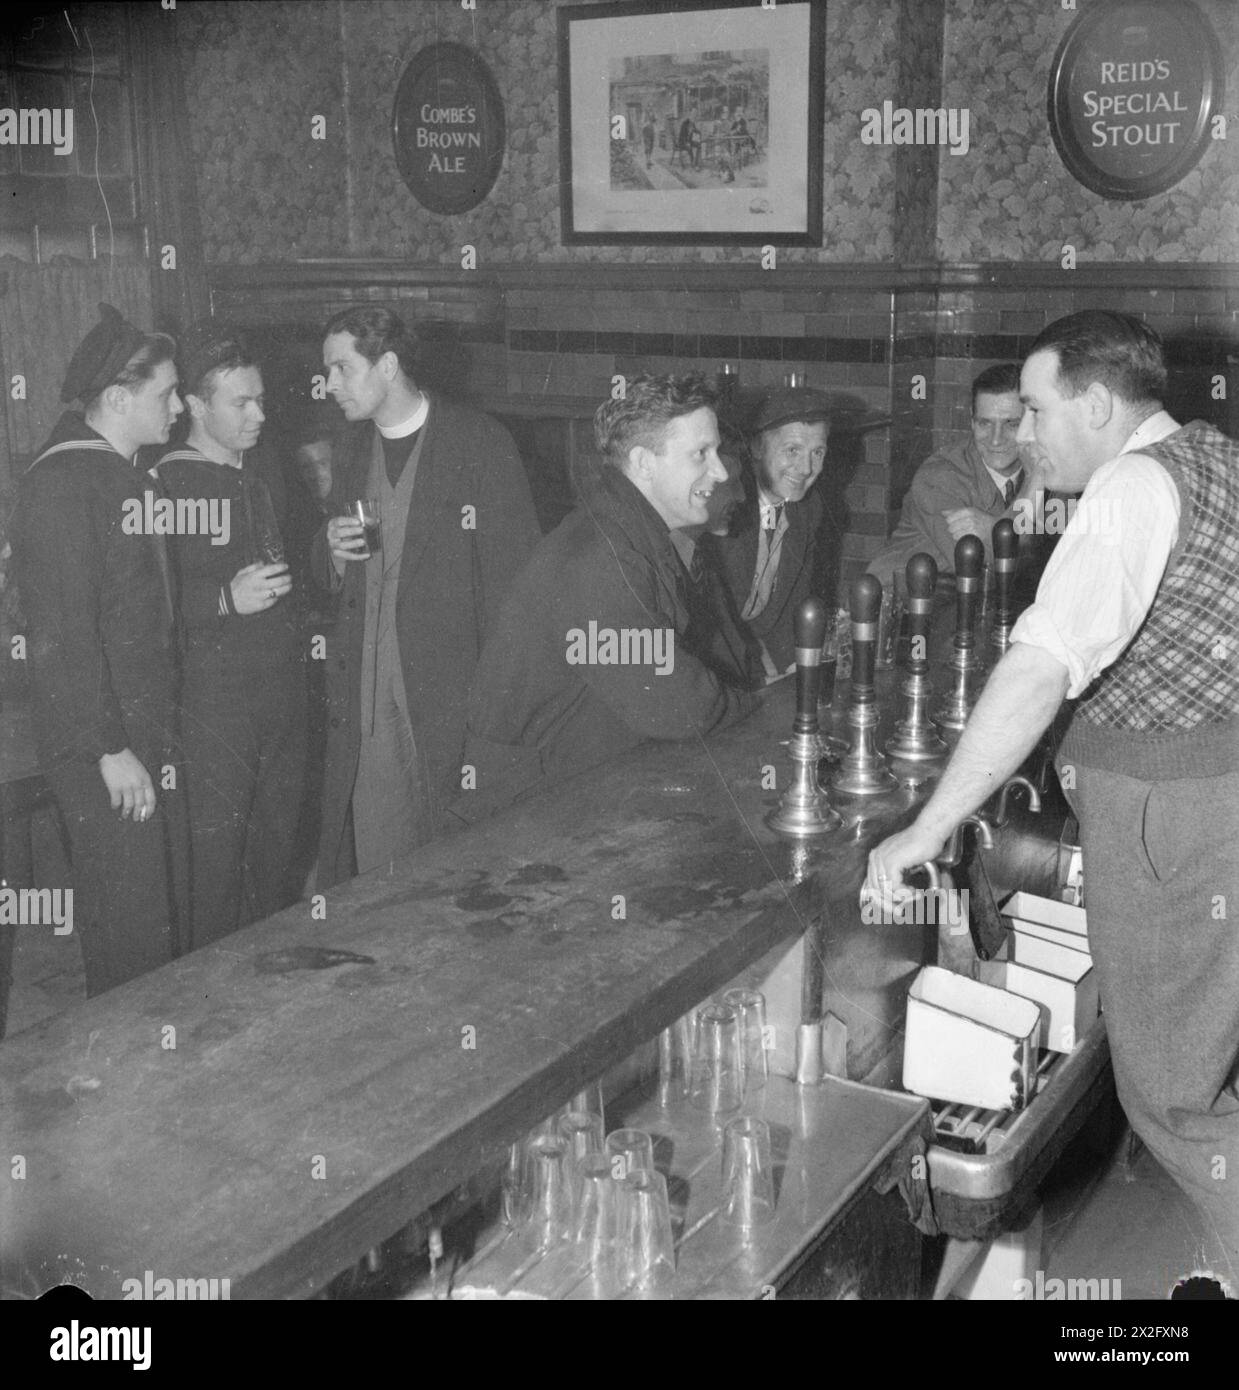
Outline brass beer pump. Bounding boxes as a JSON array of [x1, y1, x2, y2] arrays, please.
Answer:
[[989, 516, 1017, 657], [831, 574, 898, 796], [932, 534, 984, 733], [766, 596, 842, 838], [885, 552, 948, 766]]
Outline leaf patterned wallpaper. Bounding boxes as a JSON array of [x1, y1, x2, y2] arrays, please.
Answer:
[[180, 0, 348, 263], [179, 0, 1238, 267], [938, 0, 1239, 262], [180, 0, 902, 265]]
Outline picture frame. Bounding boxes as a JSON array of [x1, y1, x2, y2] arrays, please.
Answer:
[[557, 0, 825, 245]]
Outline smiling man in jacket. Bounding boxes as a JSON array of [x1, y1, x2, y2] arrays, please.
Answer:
[[453, 374, 760, 823], [708, 387, 836, 679]]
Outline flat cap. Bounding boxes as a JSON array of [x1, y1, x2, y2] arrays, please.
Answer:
[[60, 303, 146, 403], [748, 386, 835, 435], [178, 319, 251, 398]]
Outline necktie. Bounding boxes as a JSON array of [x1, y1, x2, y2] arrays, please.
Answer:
[[1002, 472, 1022, 507], [763, 501, 785, 533]]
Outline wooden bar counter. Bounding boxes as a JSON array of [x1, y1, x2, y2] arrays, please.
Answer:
[[0, 679, 936, 1300]]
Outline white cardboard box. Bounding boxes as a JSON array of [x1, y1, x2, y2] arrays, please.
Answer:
[[903, 966, 1041, 1112]]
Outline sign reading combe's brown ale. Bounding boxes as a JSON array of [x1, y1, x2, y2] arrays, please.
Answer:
[[392, 43, 505, 215], [1048, 0, 1225, 200]]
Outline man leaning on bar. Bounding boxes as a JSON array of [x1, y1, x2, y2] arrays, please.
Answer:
[[866, 311, 1239, 1286], [451, 373, 761, 826], [865, 363, 1029, 584], [707, 385, 836, 680]]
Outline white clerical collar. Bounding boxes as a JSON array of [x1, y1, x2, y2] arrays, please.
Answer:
[[377, 393, 429, 439], [1119, 410, 1179, 456]]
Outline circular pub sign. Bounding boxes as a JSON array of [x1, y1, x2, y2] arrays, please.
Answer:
[[392, 43, 505, 215], [1048, 0, 1225, 201]]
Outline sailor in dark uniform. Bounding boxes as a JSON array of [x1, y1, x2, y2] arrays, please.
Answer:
[[154, 325, 306, 949], [13, 305, 191, 996]]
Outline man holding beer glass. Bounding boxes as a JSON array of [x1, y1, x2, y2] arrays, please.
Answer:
[[154, 324, 306, 948], [313, 306, 540, 883]]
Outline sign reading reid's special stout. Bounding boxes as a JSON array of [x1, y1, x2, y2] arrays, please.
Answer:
[[392, 43, 505, 214], [1048, 0, 1225, 201]]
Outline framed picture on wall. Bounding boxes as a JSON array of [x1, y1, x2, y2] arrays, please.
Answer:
[[557, 0, 825, 245]]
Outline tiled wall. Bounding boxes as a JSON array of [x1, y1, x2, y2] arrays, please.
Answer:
[[216, 263, 1239, 591]]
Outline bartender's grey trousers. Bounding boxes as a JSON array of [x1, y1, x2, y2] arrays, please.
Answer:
[[1070, 763, 1239, 1287]]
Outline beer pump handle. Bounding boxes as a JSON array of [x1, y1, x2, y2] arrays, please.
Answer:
[[792, 596, 827, 734], [992, 517, 1017, 624], [849, 573, 882, 701], [954, 534, 984, 649], [905, 552, 937, 674]]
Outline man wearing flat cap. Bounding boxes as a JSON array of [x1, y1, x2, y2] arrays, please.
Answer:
[[13, 304, 191, 996], [706, 386, 835, 678], [153, 324, 306, 949]]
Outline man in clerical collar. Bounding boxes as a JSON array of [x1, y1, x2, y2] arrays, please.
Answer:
[[153, 324, 306, 949], [707, 386, 834, 679], [13, 303, 190, 997], [454, 373, 760, 825], [866, 363, 1029, 584], [311, 306, 540, 884]]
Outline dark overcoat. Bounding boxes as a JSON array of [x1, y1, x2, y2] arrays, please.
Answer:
[[451, 466, 760, 825], [310, 393, 540, 886]]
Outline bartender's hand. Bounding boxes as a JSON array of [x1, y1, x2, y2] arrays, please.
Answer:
[[326, 516, 369, 576], [99, 748, 156, 822], [863, 818, 951, 913], [231, 561, 292, 615], [943, 506, 995, 542]]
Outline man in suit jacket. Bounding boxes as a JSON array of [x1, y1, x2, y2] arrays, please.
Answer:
[[865, 363, 1029, 584], [311, 307, 540, 886], [707, 386, 834, 678]]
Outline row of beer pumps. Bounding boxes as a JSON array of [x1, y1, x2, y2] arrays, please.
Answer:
[[767, 516, 1020, 840]]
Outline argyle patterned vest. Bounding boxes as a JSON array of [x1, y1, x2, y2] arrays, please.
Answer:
[[1061, 421, 1239, 780]]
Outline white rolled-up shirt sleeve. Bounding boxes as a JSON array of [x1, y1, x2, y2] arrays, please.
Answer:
[[1008, 454, 1180, 698]]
